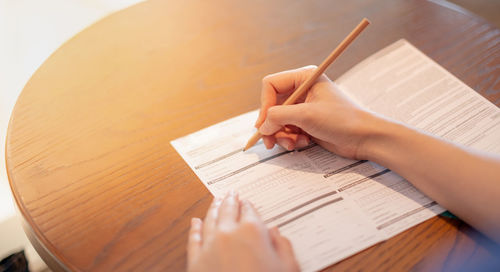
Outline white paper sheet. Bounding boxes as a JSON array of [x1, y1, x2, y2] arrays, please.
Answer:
[[171, 40, 500, 271]]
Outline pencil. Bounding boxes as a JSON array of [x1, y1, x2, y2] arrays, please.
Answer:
[[243, 18, 370, 151]]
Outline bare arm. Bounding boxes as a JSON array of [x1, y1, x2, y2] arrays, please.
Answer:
[[362, 116, 500, 242], [257, 66, 500, 242]]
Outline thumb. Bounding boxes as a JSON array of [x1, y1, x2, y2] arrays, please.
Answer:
[[259, 104, 309, 135]]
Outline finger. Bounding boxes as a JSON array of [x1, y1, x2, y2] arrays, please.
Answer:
[[263, 65, 318, 96], [272, 129, 308, 150], [187, 217, 203, 267], [203, 197, 223, 240], [274, 130, 299, 142], [259, 104, 311, 136], [269, 226, 281, 249], [217, 190, 240, 230], [256, 66, 317, 128], [268, 227, 299, 267], [240, 199, 263, 225], [284, 125, 302, 134], [274, 131, 309, 150], [262, 135, 276, 149], [295, 134, 310, 149], [276, 137, 295, 151]]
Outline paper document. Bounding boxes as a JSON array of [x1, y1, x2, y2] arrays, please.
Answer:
[[171, 40, 500, 271]]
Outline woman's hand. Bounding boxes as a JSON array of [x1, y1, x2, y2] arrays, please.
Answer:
[[187, 191, 300, 272], [256, 67, 500, 243], [255, 65, 383, 160]]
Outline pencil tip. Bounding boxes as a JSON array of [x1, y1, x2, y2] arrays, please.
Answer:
[[242, 145, 249, 152]]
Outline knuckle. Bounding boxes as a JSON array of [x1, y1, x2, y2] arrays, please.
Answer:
[[304, 64, 317, 70], [298, 66, 318, 84], [215, 228, 234, 241], [188, 229, 197, 237], [217, 220, 237, 233], [267, 107, 279, 120], [262, 74, 272, 85], [305, 66, 317, 77], [240, 221, 263, 235]]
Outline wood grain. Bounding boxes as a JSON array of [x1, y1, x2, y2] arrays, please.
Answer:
[[5, 0, 500, 271]]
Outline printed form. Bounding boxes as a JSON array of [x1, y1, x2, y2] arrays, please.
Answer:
[[171, 40, 500, 271]]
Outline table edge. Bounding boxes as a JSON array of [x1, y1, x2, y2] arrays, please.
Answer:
[[4, 0, 499, 271]]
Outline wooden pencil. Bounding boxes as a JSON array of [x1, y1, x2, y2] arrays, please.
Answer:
[[243, 18, 371, 151]]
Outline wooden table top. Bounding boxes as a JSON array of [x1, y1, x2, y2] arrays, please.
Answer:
[[6, 0, 500, 271]]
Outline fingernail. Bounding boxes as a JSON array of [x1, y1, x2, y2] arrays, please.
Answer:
[[229, 189, 236, 197], [264, 141, 271, 149], [297, 138, 308, 147], [191, 217, 200, 226], [286, 142, 293, 151], [214, 197, 223, 205]]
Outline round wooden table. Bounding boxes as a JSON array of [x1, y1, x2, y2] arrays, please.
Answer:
[[6, 0, 500, 271]]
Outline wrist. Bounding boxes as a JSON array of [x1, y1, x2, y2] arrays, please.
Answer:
[[356, 113, 406, 162]]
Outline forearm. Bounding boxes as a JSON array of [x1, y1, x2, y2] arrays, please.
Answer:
[[361, 116, 500, 242]]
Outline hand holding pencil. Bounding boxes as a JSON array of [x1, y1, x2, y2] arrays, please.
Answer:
[[252, 64, 379, 160], [244, 18, 370, 152]]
